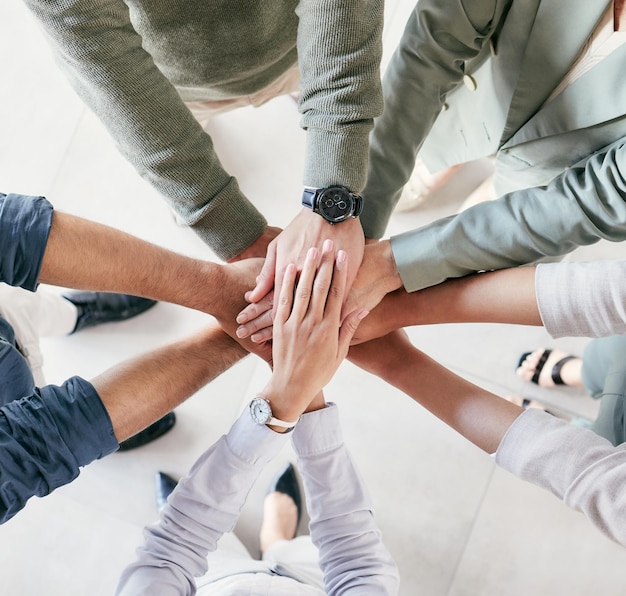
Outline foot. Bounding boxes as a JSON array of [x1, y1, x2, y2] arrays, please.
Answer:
[[63, 291, 157, 333], [155, 471, 178, 512], [259, 463, 302, 554], [118, 412, 176, 451], [516, 348, 583, 388]]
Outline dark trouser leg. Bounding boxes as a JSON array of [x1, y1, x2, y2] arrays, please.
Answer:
[[582, 336, 626, 446]]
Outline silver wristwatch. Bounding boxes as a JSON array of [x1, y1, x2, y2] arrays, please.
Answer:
[[249, 396, 299, 429]]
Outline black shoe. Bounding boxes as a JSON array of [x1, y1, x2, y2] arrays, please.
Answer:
[[118, 412, 176, 451], [63, 291, 157, 333], [155, 471, 178, 512], [267, 463, 302, 533]]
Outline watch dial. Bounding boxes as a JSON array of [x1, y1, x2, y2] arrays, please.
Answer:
[[251, 398, 271, 423], [318, 187, 353, 223]]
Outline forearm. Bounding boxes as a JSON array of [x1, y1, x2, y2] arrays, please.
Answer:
[[292, 405, 400, 594], [496, 409, 626, 546], [91, 324, 247, 442], [351, 333, 521, 454], [40, 211, 225, 315], [358, 266, 540, 341], [297, 0, 383, 191], [116, 410, 289, 595], [24, 0, 265, 260], [392, 140, 626, 291]]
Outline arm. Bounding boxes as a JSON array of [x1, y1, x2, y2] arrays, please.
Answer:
[[117, 241, 371, 594], [496, 409, 626, 546], [0, 323, 247, 524], [391, 139, 626, 291], [361, 0, 512, 238], [23, 0, 265, 260], [248, 0, 384, 303], [349, 332, 626, 546], [293, 405, 400, 595], [6, 192, 270, 360]]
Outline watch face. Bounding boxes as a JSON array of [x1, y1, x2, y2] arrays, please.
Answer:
[[317, 187, 354, 223], [250, 398, 272, 424]]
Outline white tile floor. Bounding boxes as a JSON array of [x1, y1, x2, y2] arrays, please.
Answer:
[[2, 2, 626, 595]]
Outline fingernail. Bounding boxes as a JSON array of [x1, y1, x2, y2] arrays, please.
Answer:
[[323, 238, 333, 252], [336, 250, 346, 270], [244, 291, 252, 302], [358, 309, 369, 320], [307, 247, 318, 261], [236, 326, 247, 338], [236, 313, 247, 324]]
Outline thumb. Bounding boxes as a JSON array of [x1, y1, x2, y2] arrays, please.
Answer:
[[248, 244, 276, 303], [338, 309, 369, 355]]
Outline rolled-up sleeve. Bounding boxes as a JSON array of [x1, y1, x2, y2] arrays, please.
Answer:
[[0, 193, 53, 291], [0, 376, 118, 524]]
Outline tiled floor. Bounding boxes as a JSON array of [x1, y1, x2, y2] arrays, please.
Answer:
[[2, 2, 626, 595]]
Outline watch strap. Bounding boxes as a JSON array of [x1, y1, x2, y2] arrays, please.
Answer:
[[301, 187, 317, 210]]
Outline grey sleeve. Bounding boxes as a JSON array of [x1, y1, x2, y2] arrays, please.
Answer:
[[296, 0, 384, 192], [535, 261, 626, 338], [391, 137, 626, 291], [495, 408, 626, 546], [23, 0, 266, 260]]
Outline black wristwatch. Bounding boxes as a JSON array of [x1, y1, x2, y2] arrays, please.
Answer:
[[301, 185, 363, 224]]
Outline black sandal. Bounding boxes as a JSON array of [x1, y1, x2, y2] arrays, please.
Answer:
[[516, 349, 577, 385]]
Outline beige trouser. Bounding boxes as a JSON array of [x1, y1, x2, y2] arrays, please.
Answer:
[[186, 65, 301, 125]]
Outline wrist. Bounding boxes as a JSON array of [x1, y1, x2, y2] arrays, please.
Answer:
[[374, 240, 403, 294]]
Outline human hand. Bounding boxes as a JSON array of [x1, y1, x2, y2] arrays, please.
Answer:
[[246, 208, 365, 305], [228, 226, 282, 262], [341, 239, 403, 320], [260, 239, 368, 422], [212, 258, 272, 362]]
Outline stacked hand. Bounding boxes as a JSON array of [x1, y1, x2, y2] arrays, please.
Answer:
[[260, 239, 368, 423]]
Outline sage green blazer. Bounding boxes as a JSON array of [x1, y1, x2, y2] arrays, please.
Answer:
[[362, 0, 626, 291]]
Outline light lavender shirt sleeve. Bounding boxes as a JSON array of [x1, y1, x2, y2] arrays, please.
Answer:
[[116, 411, 289, 595], [117, 404, 399, 595], [495, 408, 626, 546], [535, 261, 626, 338], [292, 404, 400, 595]]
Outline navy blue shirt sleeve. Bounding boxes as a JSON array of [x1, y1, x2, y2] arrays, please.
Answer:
[[0, 193, 53, 291], [0, 376, 119, 524]]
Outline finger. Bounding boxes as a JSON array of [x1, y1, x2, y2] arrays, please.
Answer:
[[290, 246, 318, 322], [237, 291, 274, 324], [338, 309, 369, 357], [324, 249, 348, 321], [248, 243, 276, 303], [310, 239, 335, 320], [236, 307, 274, 339], [251, 327, 274, 343], [274, 263, 297, 325]]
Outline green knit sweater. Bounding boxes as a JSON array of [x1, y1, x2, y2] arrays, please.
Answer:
[[25, 0, 383, 259]]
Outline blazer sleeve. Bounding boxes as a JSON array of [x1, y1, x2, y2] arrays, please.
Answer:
[[361, 0, 512, 238], [391, 137, 626, 291], [292, 404, 400, 595], [496, 408, 626, 547], [23, 0, 266, 261]]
